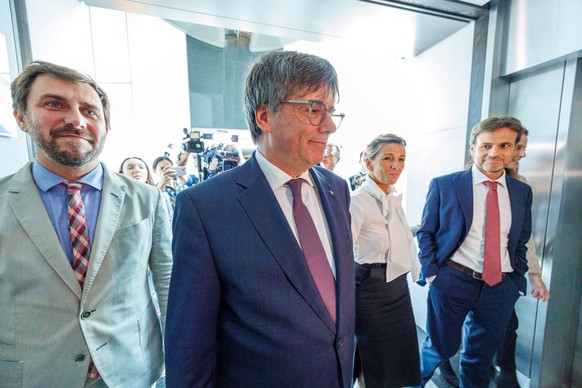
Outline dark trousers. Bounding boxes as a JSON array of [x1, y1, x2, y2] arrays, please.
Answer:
[[495, 309, 519, 372], [355, 264, 420, 387], [419, 265, 519, 388]]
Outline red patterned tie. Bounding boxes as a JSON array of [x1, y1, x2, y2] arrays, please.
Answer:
[[288, 179, 336, 322], [66, 182, 91, 287], [483, 181, 502, 286], [65, 182, 99, 379]]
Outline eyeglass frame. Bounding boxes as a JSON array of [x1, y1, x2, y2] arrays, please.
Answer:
[[279, 99, 345, 128]]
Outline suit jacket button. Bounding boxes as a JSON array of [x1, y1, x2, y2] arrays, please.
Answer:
[[81, 311, 91, 319], [74, 354, 85, 363], [336, 338, 343, 349]]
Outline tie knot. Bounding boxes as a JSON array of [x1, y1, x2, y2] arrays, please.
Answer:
[[65, 182, 83, 194], [287, 179, 304, 198], [484, 181, 498, 191]]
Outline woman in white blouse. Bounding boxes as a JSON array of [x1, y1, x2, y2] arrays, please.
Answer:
[[350, 133, 421, 387]]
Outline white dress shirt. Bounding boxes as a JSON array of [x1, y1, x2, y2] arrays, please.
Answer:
[[254, 150, 336, 277], [451, 165, 513, 273], [350, 177, 420, 282]]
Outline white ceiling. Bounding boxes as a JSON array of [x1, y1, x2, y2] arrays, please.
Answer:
[[83, 0, 487, 57]]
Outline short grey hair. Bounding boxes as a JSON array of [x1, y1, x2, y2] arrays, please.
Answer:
[[326, 143, 341, 157], [244, 51, 340, 144]]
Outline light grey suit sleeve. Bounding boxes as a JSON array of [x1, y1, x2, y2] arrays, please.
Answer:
[[148, 187, 173, 330]]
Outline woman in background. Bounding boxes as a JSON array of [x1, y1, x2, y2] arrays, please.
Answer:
[[118, 156, 154, 185], [350, 133, 421, 387]]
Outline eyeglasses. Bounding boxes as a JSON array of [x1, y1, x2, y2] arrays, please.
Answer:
[[280, 100, 345, 129]]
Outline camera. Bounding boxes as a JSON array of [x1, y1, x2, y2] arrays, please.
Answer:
[[181, 128, 205, 153], [203, 143, 240, 177]]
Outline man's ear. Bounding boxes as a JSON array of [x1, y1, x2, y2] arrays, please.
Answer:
[[13, 110, 28, 133], [255, 105, 272, 134]]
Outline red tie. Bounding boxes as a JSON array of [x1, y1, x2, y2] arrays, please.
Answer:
[[66, 182, 91, 287], [483, 181, 502, 286], [65, 182, 99, 379], [288, 179, 336, 322]]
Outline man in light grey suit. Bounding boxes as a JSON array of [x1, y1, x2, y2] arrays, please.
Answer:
[[0, 61, 172, 387]]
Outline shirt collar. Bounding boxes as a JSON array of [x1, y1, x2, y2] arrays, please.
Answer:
[[362, 176, 397, 200], [32, 160, 104, 192], [471, 164, 507, 188], [254, 150, 315, 190]]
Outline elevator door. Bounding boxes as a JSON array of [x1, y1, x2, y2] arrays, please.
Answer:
[[507, 58, 582, 387]]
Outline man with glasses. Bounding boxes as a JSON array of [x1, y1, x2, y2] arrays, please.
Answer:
[[166, 51, 355, 387], [322, 143, 342, 172]]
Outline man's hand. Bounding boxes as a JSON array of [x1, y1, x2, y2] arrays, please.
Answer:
[[176, 152, 190, 167], [528, 273, 550, 301], [157, 165, 178, 190]]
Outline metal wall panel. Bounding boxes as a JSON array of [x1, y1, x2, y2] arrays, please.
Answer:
[[507, 60, 564, 381], [505, 0, 582, 75], [506, 57, 582, 387]]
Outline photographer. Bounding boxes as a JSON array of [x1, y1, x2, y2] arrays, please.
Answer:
[[175, 151, 200, 186], [152, 156, 188, 222], [203, 143, 243, 179]]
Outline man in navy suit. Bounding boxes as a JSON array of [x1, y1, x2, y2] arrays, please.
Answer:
[[165, 51, 355, 387], [417, 116, 532, 387]]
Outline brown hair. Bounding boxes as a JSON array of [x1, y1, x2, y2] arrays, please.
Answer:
[[11, 60, 111, 129], [119, 157, 154, 185], [469, 116, 525, 147]]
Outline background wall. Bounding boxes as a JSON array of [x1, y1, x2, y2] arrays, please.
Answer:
[[0, 0, 29, 177]]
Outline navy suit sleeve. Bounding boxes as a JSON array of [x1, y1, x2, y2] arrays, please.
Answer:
[[417, 178, 441, 285], [514, 185, 533, 276], [165, 190, 220, 387]]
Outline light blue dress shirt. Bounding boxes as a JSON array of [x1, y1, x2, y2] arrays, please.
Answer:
[[31, 161, 104, 265]]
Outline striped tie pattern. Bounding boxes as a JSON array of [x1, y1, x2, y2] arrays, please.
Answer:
[[65, 182, 99, 379], [66, 182, 91, 287]]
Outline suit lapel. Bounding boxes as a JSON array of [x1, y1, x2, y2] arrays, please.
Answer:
[[236, 157, 336, 332], [454, 168, 473, 235], [309, 168, 350, 330], [8, 163, 82, 298], [82, 169, 125, 296], [506, 177, 523, 246]]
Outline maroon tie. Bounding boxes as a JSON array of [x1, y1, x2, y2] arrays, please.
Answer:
[[65, 182, 99, 378], [483, 181, 502, 286], [288, 179, 336, 322]]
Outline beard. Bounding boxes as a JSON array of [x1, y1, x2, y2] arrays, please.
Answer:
[[43, 138, 104, 167], [27, 122, 105, 167]]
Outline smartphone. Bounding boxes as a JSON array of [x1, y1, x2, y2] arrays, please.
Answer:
[[174, 166, 187, 176]]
